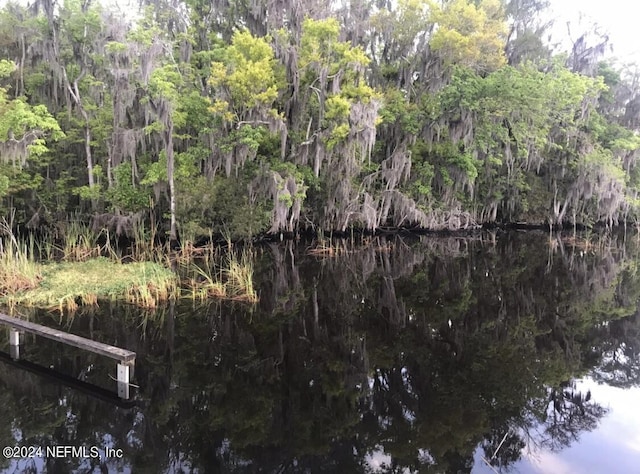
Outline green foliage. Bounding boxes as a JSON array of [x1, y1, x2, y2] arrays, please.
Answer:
[[324, 95, 351, 121], [0, 95, 63, 161], [0, 0, 639, 234], [299, 18, 341, 68], [379, 89, 421, 134], [0, 59, 62, 179], [209, 30, 282, 121], [0, 58, 15, 77], [72, 184, 102, 201], [141, 149, 199, 186], [428, 0, 507, 72], [0, 174, 7, 197], [177, 173, 271, 240], [105, 163, 150, 213], [0, 164, 42, 192], [149, 64, 185, 117]]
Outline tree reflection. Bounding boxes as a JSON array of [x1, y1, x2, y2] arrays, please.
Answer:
[[1, 232, 639, 472], [540, 383, 607, 452]]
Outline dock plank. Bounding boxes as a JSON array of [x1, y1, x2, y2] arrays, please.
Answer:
[[0, 313, 135, 363]]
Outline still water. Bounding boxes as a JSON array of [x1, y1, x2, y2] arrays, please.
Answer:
[[1, 232, 639, 473]]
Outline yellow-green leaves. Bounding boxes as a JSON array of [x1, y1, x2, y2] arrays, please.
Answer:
[[429, 0, 507, 72], [147, 64, 188, 130], [325, 96, 351, 121], [0, 59, 15, 78], [297, 17, 381, 154], [300, 18, 341, 69], [300, 18, 371, 80], [208, 30, 281, 121], [149, 65, 183, 103]]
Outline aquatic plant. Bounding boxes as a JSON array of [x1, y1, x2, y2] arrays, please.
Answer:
[[183, 247, 258, 303], [185, 263, 226, 301], [130, 216, 167, 262], [225, 249, 258, 302]]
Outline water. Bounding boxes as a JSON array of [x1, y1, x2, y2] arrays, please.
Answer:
[[1, 232, 639, 473]]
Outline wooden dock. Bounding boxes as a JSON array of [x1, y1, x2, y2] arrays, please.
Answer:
[[0, 313, 135, 363], [0, 312, 136, 398]]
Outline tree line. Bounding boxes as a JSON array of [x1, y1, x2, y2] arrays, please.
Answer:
[[1, 0, 639, 240]]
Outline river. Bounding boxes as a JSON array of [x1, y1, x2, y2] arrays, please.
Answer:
[[1, 231, 639, 473]]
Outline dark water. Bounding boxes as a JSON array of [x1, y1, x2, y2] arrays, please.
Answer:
[[1, 232, 640, 473]]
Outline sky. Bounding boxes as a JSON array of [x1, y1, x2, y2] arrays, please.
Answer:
[[471, 377, 640, 474], [547, 0, 640, 63]]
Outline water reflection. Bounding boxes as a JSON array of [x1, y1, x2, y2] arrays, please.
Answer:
[[1, 232, 640, 473]]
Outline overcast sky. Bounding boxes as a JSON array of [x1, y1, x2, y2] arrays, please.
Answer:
[[548, 0, 640, 63]]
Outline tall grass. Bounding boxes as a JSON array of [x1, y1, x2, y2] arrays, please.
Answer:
[[225, 249, 257, 302], [125, 262, 178, 308], [130, 217, 166, 262], [185, 263, 226, 301], [59, 219, 101, 262], [184, 247, 258, 303], [0, 235, 42, 296], [1, 215, 259, 311]]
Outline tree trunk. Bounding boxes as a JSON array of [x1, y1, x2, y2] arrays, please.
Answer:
[[81, 114, 97, 210], [84, 122, 94, 188], [66, 73, 97, 210], [166, 118, 177, 244]]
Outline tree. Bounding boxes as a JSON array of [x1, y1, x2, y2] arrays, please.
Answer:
[[146, 63, 184, 243], [0, 59, 63, 200]]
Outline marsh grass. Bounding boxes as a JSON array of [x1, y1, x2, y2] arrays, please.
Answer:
[[130, 217, 169, 262], [185, 264, 226, 300], [184, 248, 257, 303], [225, 250, 257, 302], [0, 236, 42, 296], [1, 218, 257, 311], [59, 219, 101, 262], [5, 258, 178, 312], [174, 231, 218, 266]]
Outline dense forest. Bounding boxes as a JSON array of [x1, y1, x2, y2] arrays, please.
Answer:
[[1, 0, 639, 241]]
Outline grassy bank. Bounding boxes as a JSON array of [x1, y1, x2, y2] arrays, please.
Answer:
[[0, 222, 258, 312], [3, 257, 178, 312]]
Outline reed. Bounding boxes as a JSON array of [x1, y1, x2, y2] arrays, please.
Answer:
[[225, 249, 258, 302], [183, 247, 257, 303], [185, 263, 226, 301], [0, 236, 42, 296], [130, 218, 165, 262], [125, 262, 178, 308], [59, 219, 101, 262]]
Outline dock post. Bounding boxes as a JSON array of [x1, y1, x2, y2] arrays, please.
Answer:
[[9, 343, 20, 360], [9, 328, 19, 346], [9, 328, 20, 360], [117, 381, 129, 399], [116, 362, 134, 399], [117, 362, 130, 383]]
